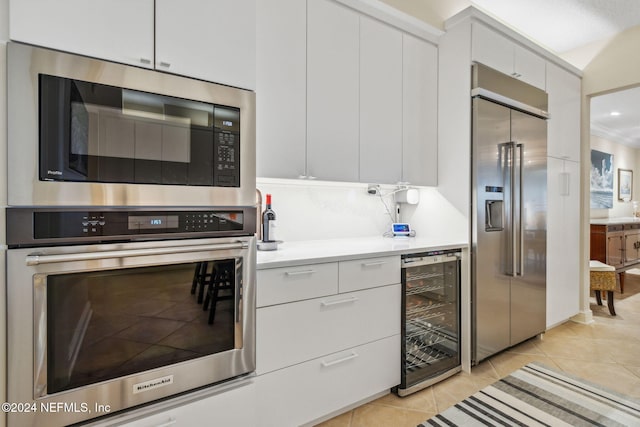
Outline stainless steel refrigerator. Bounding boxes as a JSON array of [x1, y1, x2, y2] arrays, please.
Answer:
[[471, 64, 548, 364]]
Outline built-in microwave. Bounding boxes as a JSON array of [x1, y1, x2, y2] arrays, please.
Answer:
[[7, 42, 256, 207]]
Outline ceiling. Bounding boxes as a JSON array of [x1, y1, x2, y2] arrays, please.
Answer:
[[470, 0, 640, 54], [591, 87, 640, 149]]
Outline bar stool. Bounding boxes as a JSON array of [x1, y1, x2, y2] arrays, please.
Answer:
[[589, 260, 616, 316], [191, 262, 215, 304], [203, 260, 235, 324]]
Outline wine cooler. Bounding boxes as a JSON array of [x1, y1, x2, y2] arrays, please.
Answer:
[[395, 249, 461, 396]]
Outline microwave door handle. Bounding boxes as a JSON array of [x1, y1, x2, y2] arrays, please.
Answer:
[[25, 241, 249, 266]]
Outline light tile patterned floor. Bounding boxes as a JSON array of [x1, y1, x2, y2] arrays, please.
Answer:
[[315, 275, 640, 427]]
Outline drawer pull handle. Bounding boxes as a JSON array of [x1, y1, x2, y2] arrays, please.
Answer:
[[321, 352, 359, 367], [154, 419, 177, 427], [321, 296, 359, 307], [284, 269, 316, 276], [362, 261, 387, 267]]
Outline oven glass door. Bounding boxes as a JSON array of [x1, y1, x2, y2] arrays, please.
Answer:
[[39, 258, 242, 396], [8, 237, 255, 427]]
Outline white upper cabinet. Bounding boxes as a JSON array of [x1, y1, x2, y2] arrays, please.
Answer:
[[546, 62, 581, 161], [472, 23, 546, 90], [256, 0, 440, 184], [256, 0, 307, 178], [359, 16, 403, 184], [402, 34, 438, 186], [9, 0, 154, 68], [155, 0, 256, 90], [9, 0, 255, 90], [306, 0, 360, 182]]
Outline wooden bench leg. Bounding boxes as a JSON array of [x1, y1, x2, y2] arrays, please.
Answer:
[[607, 290, 616, 316], [619, 272, 625, 294]]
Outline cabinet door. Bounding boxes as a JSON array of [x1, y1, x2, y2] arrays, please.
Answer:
[[471, 23, 514, 76], [256, 0, 307, 178], [359, 16, 402, 184], [256, 335, 400, 427], [307, 0, 359, 181], [402, 34, 438, 186], [256, 284, 401, 374], [607, 232, 625, 268], [9, 0, 154, 68], [624, 229, 640, 265], [546, 158, 580, 327], [119, 380, 256, 427], [547, 63, 581, 161], [472, 23, 545, 90], [513, 44, 546, 89], [155, 0, 256, 90]]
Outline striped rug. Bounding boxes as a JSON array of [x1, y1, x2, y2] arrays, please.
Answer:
[[420, 363, 640, 427]]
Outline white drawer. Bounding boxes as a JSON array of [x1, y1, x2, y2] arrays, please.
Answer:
[[257, 284, 400, 374], [257, 262, 338, 307], [256, 335, 400, 427], [338, 255, 400, 292], [111, 379, 256, 427]]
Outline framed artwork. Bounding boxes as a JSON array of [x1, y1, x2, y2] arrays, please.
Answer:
[[590, 149, 614, 209], [618, 169, 633, 201]]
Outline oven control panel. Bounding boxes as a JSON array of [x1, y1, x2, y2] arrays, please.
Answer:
[[6, 207, 256, 248]]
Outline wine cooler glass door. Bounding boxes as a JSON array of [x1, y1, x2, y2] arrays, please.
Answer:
[[402, 254, 460, 390]]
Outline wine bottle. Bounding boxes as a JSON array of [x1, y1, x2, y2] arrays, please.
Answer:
[[262, 194, 276, 242]]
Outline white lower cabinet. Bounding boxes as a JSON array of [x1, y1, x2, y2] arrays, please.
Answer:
[[256, 256, 402, 426], [257, 284, 401, 374], [338, 256, 400, 293], [115, 380, 256, 427], [255, 335, 400, 427]]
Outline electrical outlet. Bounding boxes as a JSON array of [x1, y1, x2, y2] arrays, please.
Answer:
[[367, 184, 380, 196]]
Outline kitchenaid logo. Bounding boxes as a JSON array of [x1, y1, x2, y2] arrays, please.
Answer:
[[132, 375, 174, 394], [47, 170, 63, 176]]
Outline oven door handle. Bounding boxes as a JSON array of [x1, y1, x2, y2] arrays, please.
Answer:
[[25, 241, 250, 265]]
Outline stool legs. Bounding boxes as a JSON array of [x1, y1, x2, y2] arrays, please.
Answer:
[[593, 289, 616, 316], [595, 290, 603, 306], [606, 290, 616, 316]]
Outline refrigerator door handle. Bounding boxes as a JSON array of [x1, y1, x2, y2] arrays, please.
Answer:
[[509, 142, 518, 278], [516, 143, 524, 277], [499, 142, 515, 277]]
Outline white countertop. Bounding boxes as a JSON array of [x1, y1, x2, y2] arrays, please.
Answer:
[[256, 236, 468, 269], [590, 217, 640, 225]]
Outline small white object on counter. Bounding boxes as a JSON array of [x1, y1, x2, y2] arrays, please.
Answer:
[[256, 236, 468, 269]]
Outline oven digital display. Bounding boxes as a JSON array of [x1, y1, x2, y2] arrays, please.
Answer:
[[128, 215, 179, 230]]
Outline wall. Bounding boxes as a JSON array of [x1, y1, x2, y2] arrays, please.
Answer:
[[578, 24, 640, 324], [0, 0, 8, 425], [378, 0, 469, 30], [256, 178, 466, 243], [589, 134, 638, 219]]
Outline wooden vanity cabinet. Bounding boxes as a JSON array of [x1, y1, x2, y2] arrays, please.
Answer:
[[590, 223, 640, 293]]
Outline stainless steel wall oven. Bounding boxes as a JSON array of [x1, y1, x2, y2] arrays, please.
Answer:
[[6, 208, 256, 427], [6, 42, 257, 426]]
